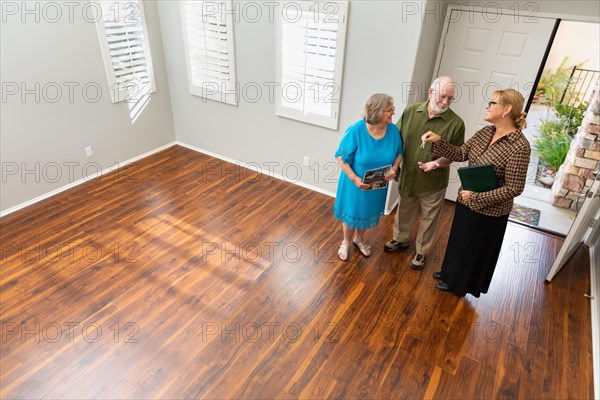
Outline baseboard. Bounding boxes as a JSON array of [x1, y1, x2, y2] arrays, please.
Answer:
[[2, 141, 340, 218], [0, 142, 177, 218], [591, 242, 599, 399], [175, 141, 336, 198]]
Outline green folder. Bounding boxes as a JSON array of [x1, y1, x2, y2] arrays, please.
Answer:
[[457, 163, 498, 192]]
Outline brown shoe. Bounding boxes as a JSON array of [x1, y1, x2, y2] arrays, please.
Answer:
[[384, 239, 410, 252], [409, 253, 426, 270]]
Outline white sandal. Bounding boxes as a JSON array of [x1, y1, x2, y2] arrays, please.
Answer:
[[352, 238, 371, 257], [337, 244, 349, 261]]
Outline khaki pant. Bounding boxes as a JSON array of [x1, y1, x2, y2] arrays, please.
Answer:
[[392, 188, 446, 255]]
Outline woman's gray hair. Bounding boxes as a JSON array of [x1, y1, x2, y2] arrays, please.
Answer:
[[363, 93, 393, 125]]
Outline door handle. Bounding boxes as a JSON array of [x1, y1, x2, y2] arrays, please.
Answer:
[[587, 190, 600, 199]]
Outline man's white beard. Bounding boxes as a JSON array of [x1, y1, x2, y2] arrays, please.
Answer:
[[430, 102, 448, 114]]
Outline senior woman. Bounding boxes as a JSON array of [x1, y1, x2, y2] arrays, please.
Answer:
[[420, 89, 530, 297], [333, 93, 404, 261]]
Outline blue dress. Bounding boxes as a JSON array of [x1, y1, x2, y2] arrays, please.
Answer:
[[333, 120, 403, 230]]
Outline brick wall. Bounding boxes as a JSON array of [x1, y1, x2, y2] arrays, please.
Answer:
[[552, 85, 600, 209]]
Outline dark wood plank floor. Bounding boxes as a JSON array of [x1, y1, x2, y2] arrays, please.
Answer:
[[0, 145, 593, 399]]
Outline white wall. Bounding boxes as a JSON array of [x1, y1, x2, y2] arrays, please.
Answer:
[[527, 0, 599, 21], [156, 0, 437, 195], [0, 1, 176, 213], [546, 21, 600, 72]]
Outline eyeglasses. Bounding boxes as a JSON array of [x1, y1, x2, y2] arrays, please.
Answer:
[[433, 91, 455, 102], [384, 107, 396, 113], [487, 101, 502, 107]]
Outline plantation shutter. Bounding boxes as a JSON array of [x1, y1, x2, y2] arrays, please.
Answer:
[[95, 0, 156, 103], [276, 1, 348, 130], [181, 0, 238, 105]]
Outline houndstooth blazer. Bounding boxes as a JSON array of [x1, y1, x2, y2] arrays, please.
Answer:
[[432, 125, 531, 217]]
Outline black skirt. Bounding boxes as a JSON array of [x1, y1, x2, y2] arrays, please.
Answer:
[[439, 202, 509, 298]]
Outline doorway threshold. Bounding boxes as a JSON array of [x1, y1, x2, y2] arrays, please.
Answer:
[[513, 184, 577, 236]]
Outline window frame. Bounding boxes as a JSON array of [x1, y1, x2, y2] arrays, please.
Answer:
[[180, 0, 238, 106], [94, 0, 157, 104], [275, 0, 349, 130]]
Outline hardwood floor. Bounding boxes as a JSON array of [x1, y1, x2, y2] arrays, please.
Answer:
[[0, 145, 593, 399]]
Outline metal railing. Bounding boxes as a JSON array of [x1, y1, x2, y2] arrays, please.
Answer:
[[560, 67, 600, 107]]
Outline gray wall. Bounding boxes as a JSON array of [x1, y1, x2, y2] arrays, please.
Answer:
[[2, 0, 598, 214], [0, 1, 176, 213], [156, 0, 440, 196]]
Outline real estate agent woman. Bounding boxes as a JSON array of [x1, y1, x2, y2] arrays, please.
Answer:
[[420, 88, 531, 297]]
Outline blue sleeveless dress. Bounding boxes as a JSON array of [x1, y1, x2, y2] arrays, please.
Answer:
[[333, 120, 403, 229]]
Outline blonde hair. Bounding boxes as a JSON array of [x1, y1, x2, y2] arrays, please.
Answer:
[[494, 89, 527, 129], [363, 93, 393, 125]]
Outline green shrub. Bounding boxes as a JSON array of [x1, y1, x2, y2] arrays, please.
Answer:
[[535, 57, 586, 108], [532, 57, 589, 171], [554, 102, 588, 136], [534, 119, 573, 170]]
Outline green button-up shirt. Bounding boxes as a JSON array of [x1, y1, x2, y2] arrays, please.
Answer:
[[397, 101, 465, 196]]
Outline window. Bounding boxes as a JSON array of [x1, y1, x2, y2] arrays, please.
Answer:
[[276, 1, 348, 130], [95, 0, 156, 104], [180, 0, 238, 105]]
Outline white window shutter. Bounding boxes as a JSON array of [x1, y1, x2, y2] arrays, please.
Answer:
[[95, 0, 156, 103], [181, 0, 238, 105], [276, 1, 348, 130]]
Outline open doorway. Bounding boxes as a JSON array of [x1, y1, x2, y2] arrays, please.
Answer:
[[514, 20, 600, 236]]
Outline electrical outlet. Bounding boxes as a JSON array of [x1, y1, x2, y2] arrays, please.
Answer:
[[85, 146, 93, 157], [303, 156, 310, 167]]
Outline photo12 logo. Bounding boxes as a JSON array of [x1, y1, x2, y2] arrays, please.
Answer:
[[201, 321, 339, 344], [196, 160, 339, 186], [196, 80, 340, 106], [1, 321, 140, 344], [1, 81, 151, 104], [1, 82, 103, 104], [1, 161, 140, 185], [1, 240, 140, 264], [1, 1, 142, 24], [400, 1, 540, 23], [197, 1, 343, 24]]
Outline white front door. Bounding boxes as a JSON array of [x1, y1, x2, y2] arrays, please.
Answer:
[[546, 176, 600, 281], [434, 6, 557, 200]]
